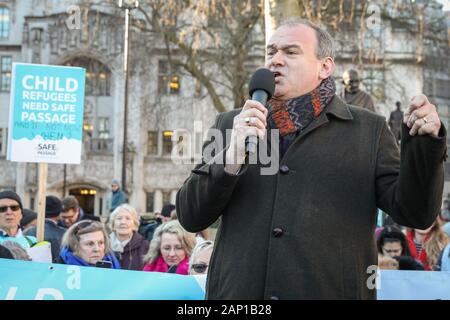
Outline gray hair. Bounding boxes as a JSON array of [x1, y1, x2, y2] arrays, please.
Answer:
[[1, 241, 31, 261], [143, 220, 196, 265], [278, 18, 335, 59], [108, 204, 140, 233], [188, 240, 214, 274], [61, 220, 112, 256]]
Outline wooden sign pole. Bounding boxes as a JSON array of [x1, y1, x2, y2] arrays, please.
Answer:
[[36, 163, 48, 242]]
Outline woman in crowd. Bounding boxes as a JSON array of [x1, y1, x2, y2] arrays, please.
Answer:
[[1, 240, 31, 261], [406, 217, 449, 270], [189, 240, 214, 275], [59, 220, 121, 269], [377, 226, 411, 258], [109, 204, 149, 270], [142, 220, 196, 275]]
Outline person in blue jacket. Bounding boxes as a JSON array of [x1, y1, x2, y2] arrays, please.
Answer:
[[59, 220, 120, 269]]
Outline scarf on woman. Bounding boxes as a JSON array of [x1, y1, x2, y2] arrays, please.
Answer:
[[142, 255, 189, 275], [267, 77, 336, 156], [59, 246, 121, 269], [110, 232, 132, 254]]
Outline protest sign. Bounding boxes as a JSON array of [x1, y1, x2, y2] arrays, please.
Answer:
[[7, 63, 86, 164]]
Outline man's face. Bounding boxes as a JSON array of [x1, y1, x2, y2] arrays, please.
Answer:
[[265, 24, 325, 100], [60, 208, 79, 227], [111, 184, 119, 192], [0, 199, 22, 232]]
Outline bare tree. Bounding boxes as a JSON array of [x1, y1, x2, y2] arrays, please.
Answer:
[[133, 0, 265, 112]]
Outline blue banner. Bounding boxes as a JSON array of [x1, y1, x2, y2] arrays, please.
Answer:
[[2, 259, 450, 300], [0, 259, 205, 300], [377, 270, 450, 300]]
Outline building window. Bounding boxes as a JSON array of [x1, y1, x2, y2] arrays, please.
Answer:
[[1, 56, 12, 92], [0, 7, 9, 38], [147, 131, 158, 155], [158, 60, 180, 95], [98, 117, 110, 139], [162, 131, 173, 156], [146, 192, 154, 212], [65, 57, 111, 96]]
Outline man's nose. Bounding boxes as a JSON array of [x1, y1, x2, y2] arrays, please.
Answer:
[[269, 50, 284, 66]]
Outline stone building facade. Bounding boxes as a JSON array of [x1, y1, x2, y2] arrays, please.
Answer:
[[0, 0, 221, 215], [0, 0, 449, 215]]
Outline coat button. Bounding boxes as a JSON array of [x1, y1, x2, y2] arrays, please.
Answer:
[[272, 227, 284, 238], [279, 165, 289, 174], [270, 295, 280, 300]]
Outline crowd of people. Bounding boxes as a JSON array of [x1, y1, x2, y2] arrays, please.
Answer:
[[0, 186, 213, 277], [377, 213, 450, 271]]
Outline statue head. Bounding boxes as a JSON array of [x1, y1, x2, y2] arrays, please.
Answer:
[[342, 69, 360, 94]]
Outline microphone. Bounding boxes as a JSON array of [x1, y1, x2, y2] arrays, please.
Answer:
[[246, 68, 275, 154]]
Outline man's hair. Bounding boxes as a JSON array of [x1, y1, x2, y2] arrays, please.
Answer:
[[278, 18, 335, 60]]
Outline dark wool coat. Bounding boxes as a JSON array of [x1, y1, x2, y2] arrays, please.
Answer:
[[115, 232, 149, 271], [176, 96, 447, 300]]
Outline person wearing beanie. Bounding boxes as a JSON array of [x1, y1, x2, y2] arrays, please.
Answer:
[[25, 195, 66, 262], [21, 209, 37, 232], [109, 179, 127, 213], [0, 190, 37, 249]]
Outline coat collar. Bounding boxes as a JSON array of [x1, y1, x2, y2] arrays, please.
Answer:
[[324, 95, 354, 121]]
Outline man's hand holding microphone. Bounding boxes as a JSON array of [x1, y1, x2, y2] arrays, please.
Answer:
[[225, 69, 275, 175]]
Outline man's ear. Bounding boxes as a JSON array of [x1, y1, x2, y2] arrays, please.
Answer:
[[319, 57, 335, 80]]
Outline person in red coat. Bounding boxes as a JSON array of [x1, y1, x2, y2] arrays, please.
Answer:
[[142, 220, 196, 275], [406, 217, 449, 270]]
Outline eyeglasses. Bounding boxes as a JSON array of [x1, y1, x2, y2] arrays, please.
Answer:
[[192, 263, 208, 274], [0, 205, 20, 213]]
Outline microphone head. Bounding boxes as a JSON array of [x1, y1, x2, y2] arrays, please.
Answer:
[[248, 68, 276, 99]]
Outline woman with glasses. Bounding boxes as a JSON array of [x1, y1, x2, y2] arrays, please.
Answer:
[[142, 220, 196, 275], [0, 190, 37, 249], [189, 241, 214, 275], [108, 204, 149, 270], [59, 220, 121, 269]]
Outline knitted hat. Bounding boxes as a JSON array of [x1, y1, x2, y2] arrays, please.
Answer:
[[111, 179, 120, 186], [161, 204, 176, 218], [21, 208, 37, 227], [45, 195, 62, 218], [0, 190, 23, 213]]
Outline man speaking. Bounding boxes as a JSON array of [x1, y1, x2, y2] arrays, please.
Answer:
[[176, 19, 446, 299]]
